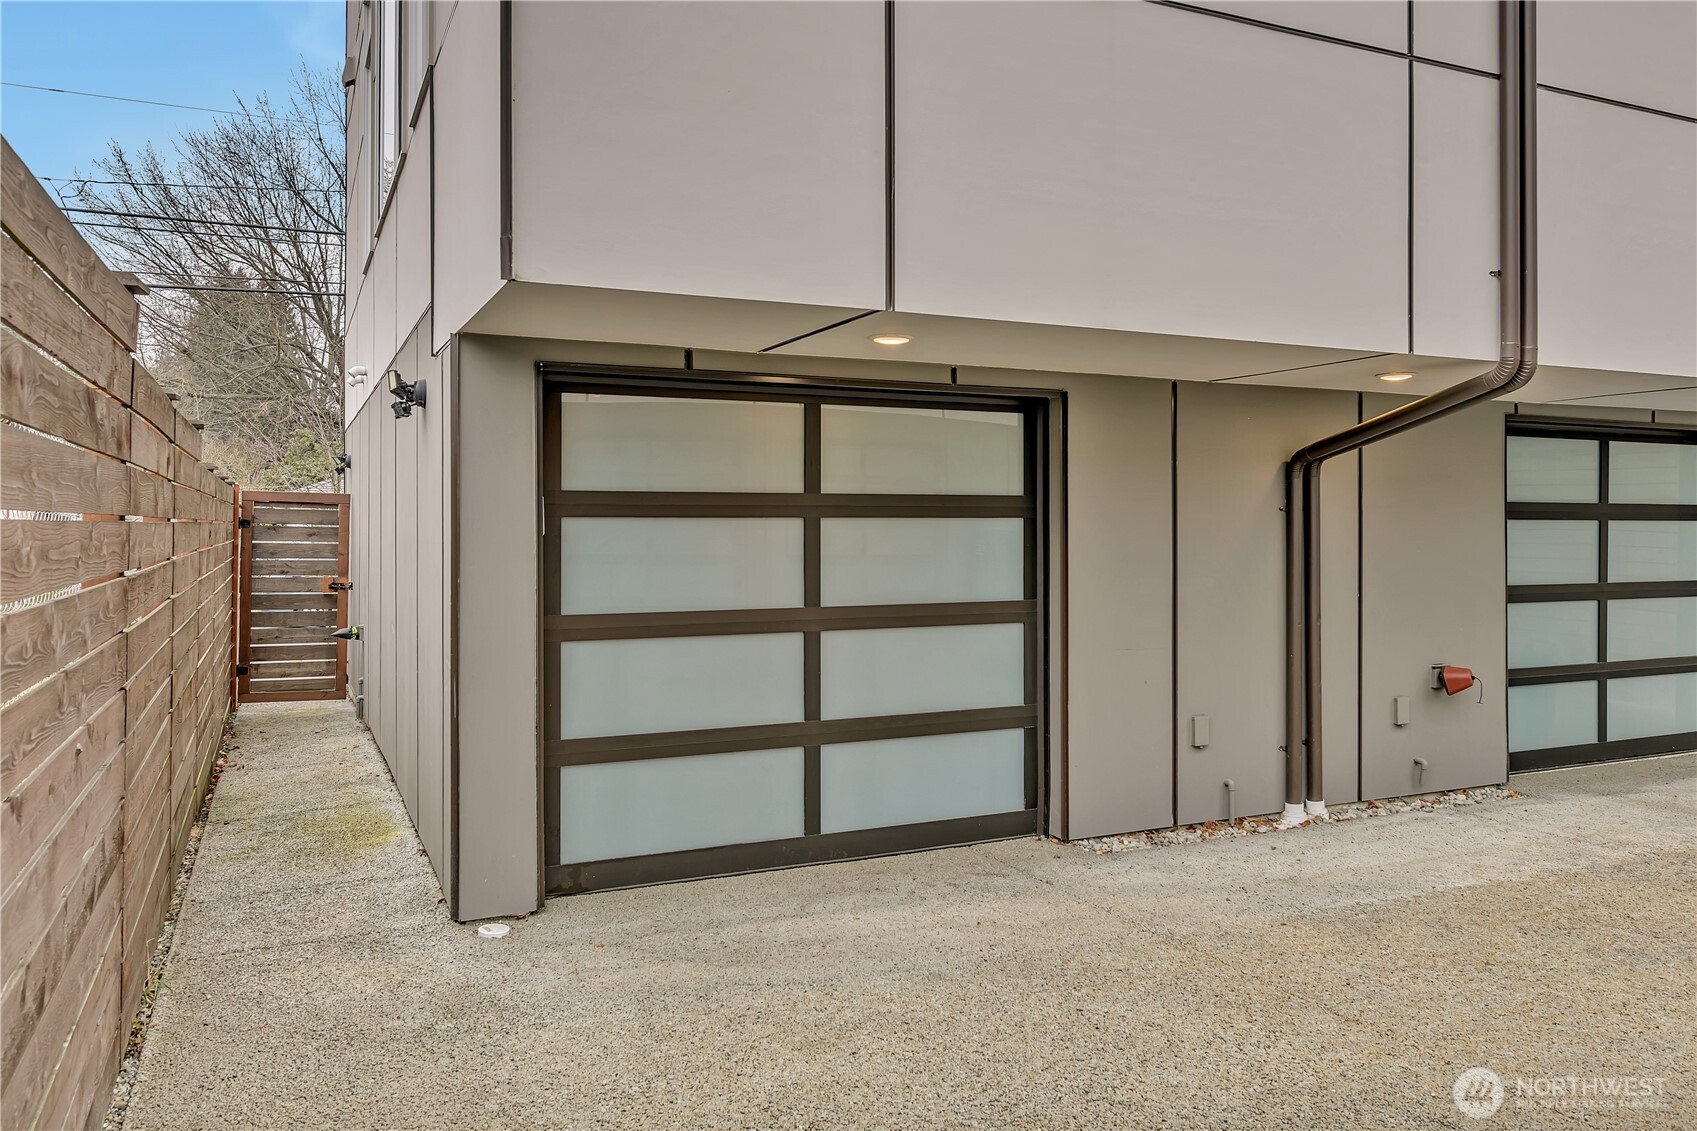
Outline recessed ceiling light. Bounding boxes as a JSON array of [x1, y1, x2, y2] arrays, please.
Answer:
[[870, 334, 912, 346], [1376, 371, 1415, 382]]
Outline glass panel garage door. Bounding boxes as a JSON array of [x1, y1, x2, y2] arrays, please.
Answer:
[[541, 378, 1043, 894], [1506, 423, 1697, 771]]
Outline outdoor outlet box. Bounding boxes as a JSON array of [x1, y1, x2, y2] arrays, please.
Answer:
[[1191, 714, 1210, 748], [1393, 696, 1411, 727]]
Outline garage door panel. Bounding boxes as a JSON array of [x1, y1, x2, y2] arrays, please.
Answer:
[[820, 729, 1027, 834], [557, 394, 804, 492], [820, 624, 1025, 719], [820, 518, 1024, 606], [559, 516, 804, 614], [559, 748, 804, 863], [558, 634, 805, 739], [820, 404, 1024, 495]]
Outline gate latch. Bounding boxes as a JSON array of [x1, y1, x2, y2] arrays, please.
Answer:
[[235, 665, 249, 676], [237, 516, 253, 529], [322, 577, 354, 593]]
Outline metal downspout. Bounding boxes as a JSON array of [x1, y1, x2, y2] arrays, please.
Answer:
[[1281, 0, 1539, 824]]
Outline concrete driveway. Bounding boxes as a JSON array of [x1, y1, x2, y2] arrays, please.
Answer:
[[121, 702, 1693, 1130]]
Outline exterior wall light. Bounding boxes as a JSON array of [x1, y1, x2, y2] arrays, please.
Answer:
[[870, 334, 912, 346], [386, 368, 426, 418], [1376, 371, 1415, 382]]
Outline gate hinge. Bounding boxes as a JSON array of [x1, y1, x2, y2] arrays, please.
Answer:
[[235, 665, 249, 676], [237, 517, 253, 528]]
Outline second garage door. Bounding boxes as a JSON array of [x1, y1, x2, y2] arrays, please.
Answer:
[[541, 375, 1045, 894]]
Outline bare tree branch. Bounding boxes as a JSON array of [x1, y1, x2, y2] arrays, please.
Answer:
[[74, 62, 346, 489]]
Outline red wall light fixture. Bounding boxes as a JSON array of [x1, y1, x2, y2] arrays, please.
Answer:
[[1433, 664, 1484, 702]]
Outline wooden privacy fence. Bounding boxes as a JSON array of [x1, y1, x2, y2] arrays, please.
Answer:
[[1, 137, 236, 1129]]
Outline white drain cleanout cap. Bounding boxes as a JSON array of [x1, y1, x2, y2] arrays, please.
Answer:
[[476, 923, 511, 939]]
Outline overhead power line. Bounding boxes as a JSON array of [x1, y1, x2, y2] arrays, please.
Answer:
[[74, 219, 346, 241], [142, 284, 344, 298], [0, 81, 332, 126], [63, 206, 344, 237], [44, 175, 341, 195]]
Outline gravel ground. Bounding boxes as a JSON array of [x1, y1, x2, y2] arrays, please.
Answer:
[[121, 702, 1694, 1130]]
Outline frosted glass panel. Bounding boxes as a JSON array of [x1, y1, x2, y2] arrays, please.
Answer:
[[1507, 521, 1598, 585], [820, 729, 1026, 833], [820, 518, 1024, 606], [1606, 673, 1697, 741], [1607, 597, 1697, 662], [1606, 521, 1697, 582], [559, 749, 803, 862], [560, 634, 803, 738], [821, 623, 1024, 719], [1508, 681, 1597, 752], [821, 405, 1023, 494], [558, 394, 802, 492], [560, 518, 802, 613], [1508, 602, 1597, 668], [1608, 442, 1697, 504], [1506, 437, 1599, 502]]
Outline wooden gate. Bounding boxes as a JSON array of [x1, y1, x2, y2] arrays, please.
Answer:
[[237, 491, 350, 702]]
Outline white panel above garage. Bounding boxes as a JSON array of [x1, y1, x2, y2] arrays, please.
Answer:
[[894, 0, 1409, 353], [1540, 92, 1697, 378], [510, 0, 885, 310], [1413, 67, 1498, 361], [1539, 0, 1697, 119]]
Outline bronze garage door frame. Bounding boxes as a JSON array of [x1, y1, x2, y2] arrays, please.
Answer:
[[537, 365, 1053, 895]]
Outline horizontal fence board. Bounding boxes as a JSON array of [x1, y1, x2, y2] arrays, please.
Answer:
[[127, 521, 173, 571], [128, 364, 173, 438], [248, 557, 338, 578], [0, 519, 127, 604], [250, 506, 339, 527], [251, 524, 339, 543], [127, 416, 172, 479], [1, 137, 138, 352], [0, 423, 129, 516], [170, 407, 201, 458], [125, 562, 171, 625], [245, 677, 336, 694], [246, 658, 337, 678], [0, 576, 128, 705], [250, 626, 337, 645], [251, 540, 338, 561], [246, 591, 336, 611], [248, 575, 334, 593], [128, 467, 172, 520], [249, 608, 338, 627], [0, 333, 129, 460], [0, 233, 129, 397]]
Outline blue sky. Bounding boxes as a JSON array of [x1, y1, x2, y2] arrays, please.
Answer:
[[1, 0, 343, 187]]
